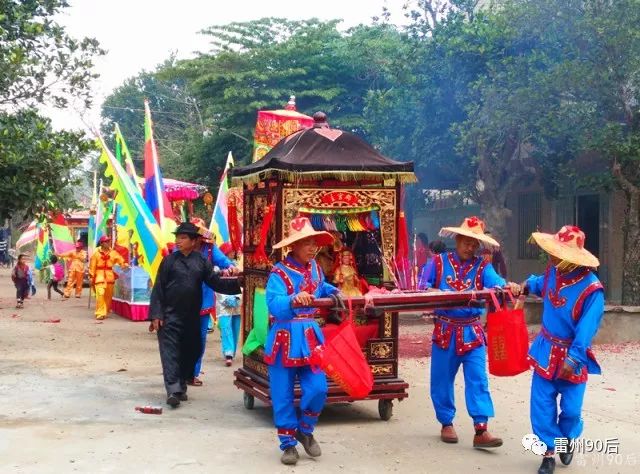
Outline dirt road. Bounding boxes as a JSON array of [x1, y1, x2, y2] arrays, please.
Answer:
[[0, 268, 638, 473]]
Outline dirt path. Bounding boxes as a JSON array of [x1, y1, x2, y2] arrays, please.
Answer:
[[0, 268, 638, 473]]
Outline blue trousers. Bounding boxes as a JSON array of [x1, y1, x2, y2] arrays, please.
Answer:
[[430, 343, 494, 426], [219, 315, 241, 357], [193, 315, 210, 377], [530, 372, 586, 452], [268, 354, 328, 450]]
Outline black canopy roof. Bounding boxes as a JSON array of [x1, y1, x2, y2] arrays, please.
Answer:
[[232, 112, 416, 184]]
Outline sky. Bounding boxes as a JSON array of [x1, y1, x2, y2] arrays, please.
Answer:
[[46, 0, 402, 132]]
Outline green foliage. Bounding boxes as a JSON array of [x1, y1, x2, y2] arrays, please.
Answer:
[[0, 0, 102, 220], [101, 20, 410, 193], [0, 111, 95, 220], [0, 0, 103, 108]]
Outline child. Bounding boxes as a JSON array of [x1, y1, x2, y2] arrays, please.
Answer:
[[216, 242, 242, 367], [47, 255, 65, 299], [11, 254, 31, 308]]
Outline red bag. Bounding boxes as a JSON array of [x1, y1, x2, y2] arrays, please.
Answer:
[[486, 293, 530, 376], [310, 299, 374, 399]]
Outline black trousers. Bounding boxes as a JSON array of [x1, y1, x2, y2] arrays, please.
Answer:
[[47, 280, 64, 298], [157, 315, 202, 395], [15, 279, 29, 301]]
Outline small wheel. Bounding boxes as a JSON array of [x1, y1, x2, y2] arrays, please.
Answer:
[[378, 399, 393, 421], [243, 392, 255, 410]]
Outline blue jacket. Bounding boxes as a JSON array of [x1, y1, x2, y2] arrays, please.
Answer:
[[264, 256, 338, 367], [200, 242, 233, 315], [420, 251, 506, 355], [526, 266, 604, 383]]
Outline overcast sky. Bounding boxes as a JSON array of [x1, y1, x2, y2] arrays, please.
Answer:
[[45, 0, 402, 132]]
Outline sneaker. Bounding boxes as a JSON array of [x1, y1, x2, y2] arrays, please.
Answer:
[[538, 456, 556, 474], [178, 392, 188, 401], [440, 425, 458, 444], [295, 431, 322, 457], [280, 446, 299, 465], [166, 394, 180, 408]]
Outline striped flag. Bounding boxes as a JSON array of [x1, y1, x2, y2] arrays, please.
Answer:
[[209, 152, 234, 244], [34, 222, 50, 270], [97, 136, 166, 283], [49, 213, 75, 255], [15, 220, 38, 249], [114, 123, 140, 187], [143, 100, 175, 236]]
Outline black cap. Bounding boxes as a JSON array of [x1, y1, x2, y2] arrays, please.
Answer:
[[173, 222, 200, 237]]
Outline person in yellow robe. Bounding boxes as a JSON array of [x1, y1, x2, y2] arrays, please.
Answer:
[[58, 241, 87, 299], [89, 236, 128, 320]]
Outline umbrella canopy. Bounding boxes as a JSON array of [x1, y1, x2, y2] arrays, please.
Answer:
[[135, 177, 207, 202], [233, 112, 416, 185]]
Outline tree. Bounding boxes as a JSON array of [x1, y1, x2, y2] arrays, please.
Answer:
[[553, 0, 640, 304], [0, 111, 94, 220], [0, 0, 102, 108], [102, 20, 410, 193], [0, 0, 103, 220]]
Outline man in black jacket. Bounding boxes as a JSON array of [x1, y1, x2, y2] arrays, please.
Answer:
[[150, 222, 241, 407]]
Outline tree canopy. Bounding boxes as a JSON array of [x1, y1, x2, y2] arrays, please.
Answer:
[[0, 0, 102, 220], [101, 1, 640, 301]]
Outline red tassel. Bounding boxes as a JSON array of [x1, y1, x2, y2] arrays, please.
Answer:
[[255, 203, 276, 264], [228, 200, 242, 253]]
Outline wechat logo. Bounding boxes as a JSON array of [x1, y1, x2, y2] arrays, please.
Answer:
[[522, 434, 547, 456]]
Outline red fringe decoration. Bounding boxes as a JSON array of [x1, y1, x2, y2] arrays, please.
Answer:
[[228, 200, 242, 253], [255, 203, 276, 264]]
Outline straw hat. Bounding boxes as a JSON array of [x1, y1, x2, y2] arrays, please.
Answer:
[[439, 216, 500, 249], [273, 216, 335, 249], [530, 225, 599, 268]]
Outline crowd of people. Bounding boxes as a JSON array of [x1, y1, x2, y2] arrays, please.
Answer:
[[6, 214, 604, 474]]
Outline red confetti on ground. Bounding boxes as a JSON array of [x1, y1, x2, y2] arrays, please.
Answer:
[[43, 318, 61, 323], [11, 314, 19, 318], [399, 334, 432, 358], [603, 387, 617, 391]]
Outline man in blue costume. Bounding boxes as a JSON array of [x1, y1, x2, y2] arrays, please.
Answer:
[[184, 219, 238, 386], [265, 216, 340, 465], [419, 217, 521, 448], [524, 226, 604, 474]]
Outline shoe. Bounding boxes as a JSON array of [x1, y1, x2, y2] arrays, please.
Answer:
[[96, 315, 105, 320], [166, 394, 180, 408], [178, 392, 188, 401], [473, 430, 503, 448], [559, 439, 574, 466], [225, 356, 233, 367], [538, 456, 556, 474], [280, 446, 299, 465], [440, 425, 458, 444], [295, 431, 322, 457]]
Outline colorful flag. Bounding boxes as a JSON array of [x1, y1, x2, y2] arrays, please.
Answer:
[[34, 222, 50, 270], [15, 220, 38, 249], [97, 136, 166, 283], [143, 100, 175, 236], [114, 123, 140, 187], [209, 152, 234, 244], [252, 96, 314, 162], [49, 213, 75, 255]]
